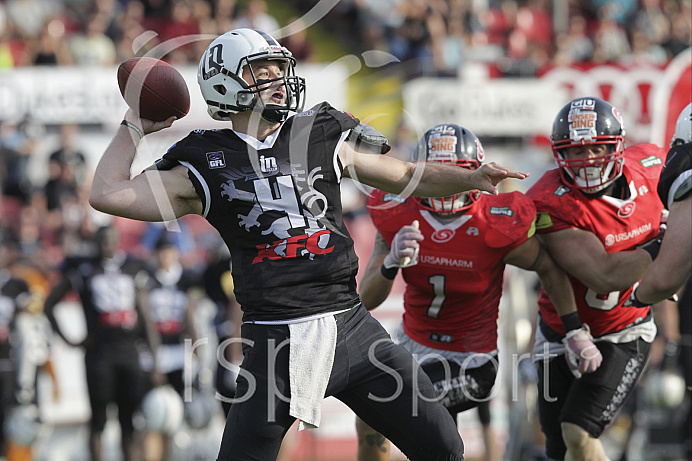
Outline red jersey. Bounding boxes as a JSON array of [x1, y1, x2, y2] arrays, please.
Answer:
[[367, 191, 536, 353], [527, 143, 666, 337]]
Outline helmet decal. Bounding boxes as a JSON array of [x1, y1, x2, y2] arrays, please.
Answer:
[[197, 28, 306, 123], [416, 124, 484, 213]]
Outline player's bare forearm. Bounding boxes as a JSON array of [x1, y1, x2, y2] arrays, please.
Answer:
[[90, 115, 202, 221], [358, 234, 395, 310], [505, 238, 578, 317], [539, 229, 651, 293], [636, 198, 692, 304], [340, 142, 528, 196]]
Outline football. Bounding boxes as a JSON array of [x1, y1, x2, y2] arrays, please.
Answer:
[[117, 57, 190, 122]]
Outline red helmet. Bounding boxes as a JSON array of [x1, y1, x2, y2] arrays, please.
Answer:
[[416, 124, 484, 213], [551, 97, 626, 193]]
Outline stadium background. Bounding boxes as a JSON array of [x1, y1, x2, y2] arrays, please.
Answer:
[[0, 0, 690, 460]]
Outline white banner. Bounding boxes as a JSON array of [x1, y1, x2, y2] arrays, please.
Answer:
[[403, 48, 691, 144], [402, 78, 568, 137], [0, 62, 347, 130]]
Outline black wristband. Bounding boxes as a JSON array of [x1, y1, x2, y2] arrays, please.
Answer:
[[628, 285, 649, 308], [560, 312, 582, 332], [380, 265, 399, 280]]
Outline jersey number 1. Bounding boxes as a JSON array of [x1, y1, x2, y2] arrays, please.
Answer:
[[427, 274, 446, 318]]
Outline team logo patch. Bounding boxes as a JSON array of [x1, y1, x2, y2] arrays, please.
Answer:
[[382, 193, 407, 203], [295, 109, 315, 117], [640, 155, 663, 168], [617, 201, 636, 218], [206, 151, 226, 169], [259, 155, 278, 173], [429, 332, 454, 344], [554, 185, 571, 196], [466, 227, 479, 236], [431, 228, 456, 243], [489, 206, 514, 217]]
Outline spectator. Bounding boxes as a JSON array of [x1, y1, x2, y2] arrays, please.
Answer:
[[44, 124, 87, 212], [69, 13, 117, 66], [159, 0, 200, 63], [553, 14, 594, 65], [26, 17, 74, 66], [592, 4, 631, 62], [5, 0, 59, 39], [234, 0, 279, 34], [279, 17, 315, 62]]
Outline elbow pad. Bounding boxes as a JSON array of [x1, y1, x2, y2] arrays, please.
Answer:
[[346, 122, 391, 154]]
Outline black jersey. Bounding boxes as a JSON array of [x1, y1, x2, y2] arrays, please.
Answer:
[[62, 253, 149, 349], [145, 263, 200, 344], [0, 271, 29, 355], [658, 142, 691, 210], [161, 102, 362, 321]]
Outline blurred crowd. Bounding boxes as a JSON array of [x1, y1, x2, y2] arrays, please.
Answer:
[[0, 0, 315, 68], [0, 0, 689, 77]]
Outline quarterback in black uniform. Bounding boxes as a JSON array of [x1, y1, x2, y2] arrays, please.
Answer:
[[44, 226, 157, 461], [89, 28, 528, 461], [627, 103, 691, 459]]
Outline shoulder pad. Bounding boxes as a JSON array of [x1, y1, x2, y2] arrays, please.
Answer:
[[347, 122, 391, 154], [482, 192, 537, 248]]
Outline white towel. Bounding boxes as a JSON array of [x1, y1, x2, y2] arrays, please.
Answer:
[[288, 315, 337, 431]]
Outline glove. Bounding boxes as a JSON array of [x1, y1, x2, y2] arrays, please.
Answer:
[[624, 281, 679, 307], [562, 324, 603, 379], [624, 281, 648, 308], [637, 223, 666, 261], [383, 220, 423, 269]]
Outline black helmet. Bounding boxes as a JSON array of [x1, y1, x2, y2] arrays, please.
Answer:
[[551, 97, 626, 193]]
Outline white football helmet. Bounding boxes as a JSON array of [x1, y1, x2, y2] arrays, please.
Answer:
[[141, 385, 184, 435], [198, 28, 306, 123], [645, 369, 686, 408], [184, 390, 219, 430], [671, 103, 692, 147]]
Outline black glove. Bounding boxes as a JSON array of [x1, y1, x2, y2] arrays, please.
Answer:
[[637, 224, 666, 260], [624, 282, 648, 308]]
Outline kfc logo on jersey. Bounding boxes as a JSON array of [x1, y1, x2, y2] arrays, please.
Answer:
[[206, 151, 226, 169], [253, 230, 334, 263]]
